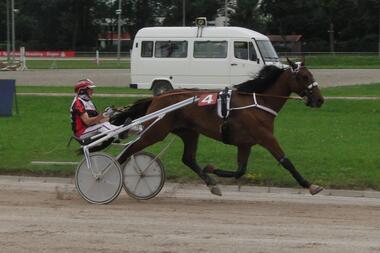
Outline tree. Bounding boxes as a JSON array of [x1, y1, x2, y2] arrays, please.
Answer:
[[123, 0, 160, 39], [4, 0, 102, 50], [229, 0, 265, 31], [1, 0, 379, 52], [259, 0, 379, 52], [0, 1, 7, 49], [160, 0, 223, 26], [260, 0, 322, 37]]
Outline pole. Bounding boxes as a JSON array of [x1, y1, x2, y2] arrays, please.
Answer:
[[116, 0, 122, 64], [378, 3, 380, 56], [328, 22, 335, 55], [225, 0, 228, 26], [182, 0, 186, 26], [96, 50, 100, 65], [11, 0, 16, 63], [6, 0, 11, 62], [20, 46, 27, 70]]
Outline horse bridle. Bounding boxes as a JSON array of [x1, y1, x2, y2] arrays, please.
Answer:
[[290, 65, 319, 103], [299, 80, 319, 98]]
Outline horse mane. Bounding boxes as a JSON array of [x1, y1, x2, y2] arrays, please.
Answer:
[[234, 65, 285, 93]]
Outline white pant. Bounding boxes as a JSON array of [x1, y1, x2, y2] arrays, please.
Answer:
[[80, 122, 118, 140]]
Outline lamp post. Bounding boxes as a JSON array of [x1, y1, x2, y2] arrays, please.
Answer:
[[378, 3, 380, 56], [328, 22, 335, 55], [11, 0, 16, 63], [6, 0, 11, 62], [225, 0, 228, 26], [182, 0, 186, 26], [116, 0, 122, 64]]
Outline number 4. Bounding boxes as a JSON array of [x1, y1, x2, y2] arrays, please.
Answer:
[[201, 94, 214, 104]]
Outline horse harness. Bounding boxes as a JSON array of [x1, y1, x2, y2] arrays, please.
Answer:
[[217, 87, 278, 144]]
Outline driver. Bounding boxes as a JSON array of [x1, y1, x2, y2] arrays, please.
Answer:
[[70, 79, 118, 140]]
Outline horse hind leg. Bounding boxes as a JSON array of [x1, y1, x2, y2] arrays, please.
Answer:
[[173, 129, 222, 196], [203, 145, 251, 179]]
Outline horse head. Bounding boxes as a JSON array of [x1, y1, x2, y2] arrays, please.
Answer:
[[287, 58, 324, 108]]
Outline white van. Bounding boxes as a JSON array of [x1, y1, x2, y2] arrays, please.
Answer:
[[130, 22, 281, 95]]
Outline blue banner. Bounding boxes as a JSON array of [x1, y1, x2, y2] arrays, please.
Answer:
[[0, 79, 16, 116]]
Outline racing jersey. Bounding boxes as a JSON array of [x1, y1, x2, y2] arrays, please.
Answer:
[[70, 96, 98, 137]]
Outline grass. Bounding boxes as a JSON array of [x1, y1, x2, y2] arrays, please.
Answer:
[[305, 55, 380, 69], [26, 59, 130, 69], [1, 89, 380, 190], [321, 83, 380, 97]]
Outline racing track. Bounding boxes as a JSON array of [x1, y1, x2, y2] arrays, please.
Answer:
[[1, 69, 380, 252], [0, 176, 380, 253]]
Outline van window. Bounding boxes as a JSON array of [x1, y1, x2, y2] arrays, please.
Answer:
[[249, 42, 257, 61], [234, 41, 248, 60], [141, 41, 153, 57], [194, 41, 227, 58], [155, 41, 188, 58], [256, 40, 279, 61]]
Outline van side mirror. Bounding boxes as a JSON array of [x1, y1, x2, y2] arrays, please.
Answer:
[[256, 58, 260, 64]]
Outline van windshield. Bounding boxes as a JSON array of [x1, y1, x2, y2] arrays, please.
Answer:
[[256, 40, 279, 62]]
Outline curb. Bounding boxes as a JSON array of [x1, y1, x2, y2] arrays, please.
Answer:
[[1, 175, 380, 200]]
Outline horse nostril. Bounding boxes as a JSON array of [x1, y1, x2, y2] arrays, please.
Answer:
[[317, 98, 324, 107]]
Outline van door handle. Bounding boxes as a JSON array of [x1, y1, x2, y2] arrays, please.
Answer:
[[231, 63, 237, 66]]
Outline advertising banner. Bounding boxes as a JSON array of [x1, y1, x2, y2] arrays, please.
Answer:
[[0, 51, 76, 57], [0, 79, 16, 116]]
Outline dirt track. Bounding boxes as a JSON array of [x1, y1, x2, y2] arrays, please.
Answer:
[[1, 177, 380, 253]]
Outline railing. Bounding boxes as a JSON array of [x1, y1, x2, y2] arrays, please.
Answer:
[[278, 52, 380, 57]]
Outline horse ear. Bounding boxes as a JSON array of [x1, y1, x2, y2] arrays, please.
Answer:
[[287, 57, 297, 69]]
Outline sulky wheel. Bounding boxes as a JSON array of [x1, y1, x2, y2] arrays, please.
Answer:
[[75, 153, 123, 204], [122, 151, 166, 200]]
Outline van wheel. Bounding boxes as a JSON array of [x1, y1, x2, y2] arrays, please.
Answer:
[[152, 81, 173, 96]]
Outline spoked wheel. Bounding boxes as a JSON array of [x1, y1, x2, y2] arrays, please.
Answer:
[[75, 153, 123, 204], [122, 151, 165, 200]]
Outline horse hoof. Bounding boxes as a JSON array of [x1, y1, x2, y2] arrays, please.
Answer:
[[209, 185, 222, 196], [203, 164, 215, 174], [309, 184, 323, 195]]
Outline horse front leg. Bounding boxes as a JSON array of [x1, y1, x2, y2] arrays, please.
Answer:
[[260, 135, 323, 195], [173, 129, 222, 196], [203, 145, 251, 179], [174, 129, 222, 196]]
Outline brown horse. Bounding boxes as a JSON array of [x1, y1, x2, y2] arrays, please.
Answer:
[[114, 59, 324, 196]]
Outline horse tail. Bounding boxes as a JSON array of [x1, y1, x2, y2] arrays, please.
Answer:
[[110, 97, 153, 125], [128, 97, 153, 119]]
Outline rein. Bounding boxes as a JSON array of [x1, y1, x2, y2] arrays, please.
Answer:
[[158, 89, 219, 98], [160, 89, 302, 101]]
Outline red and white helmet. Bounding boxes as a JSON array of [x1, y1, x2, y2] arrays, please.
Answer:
[[74, 79, 96, 93]]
